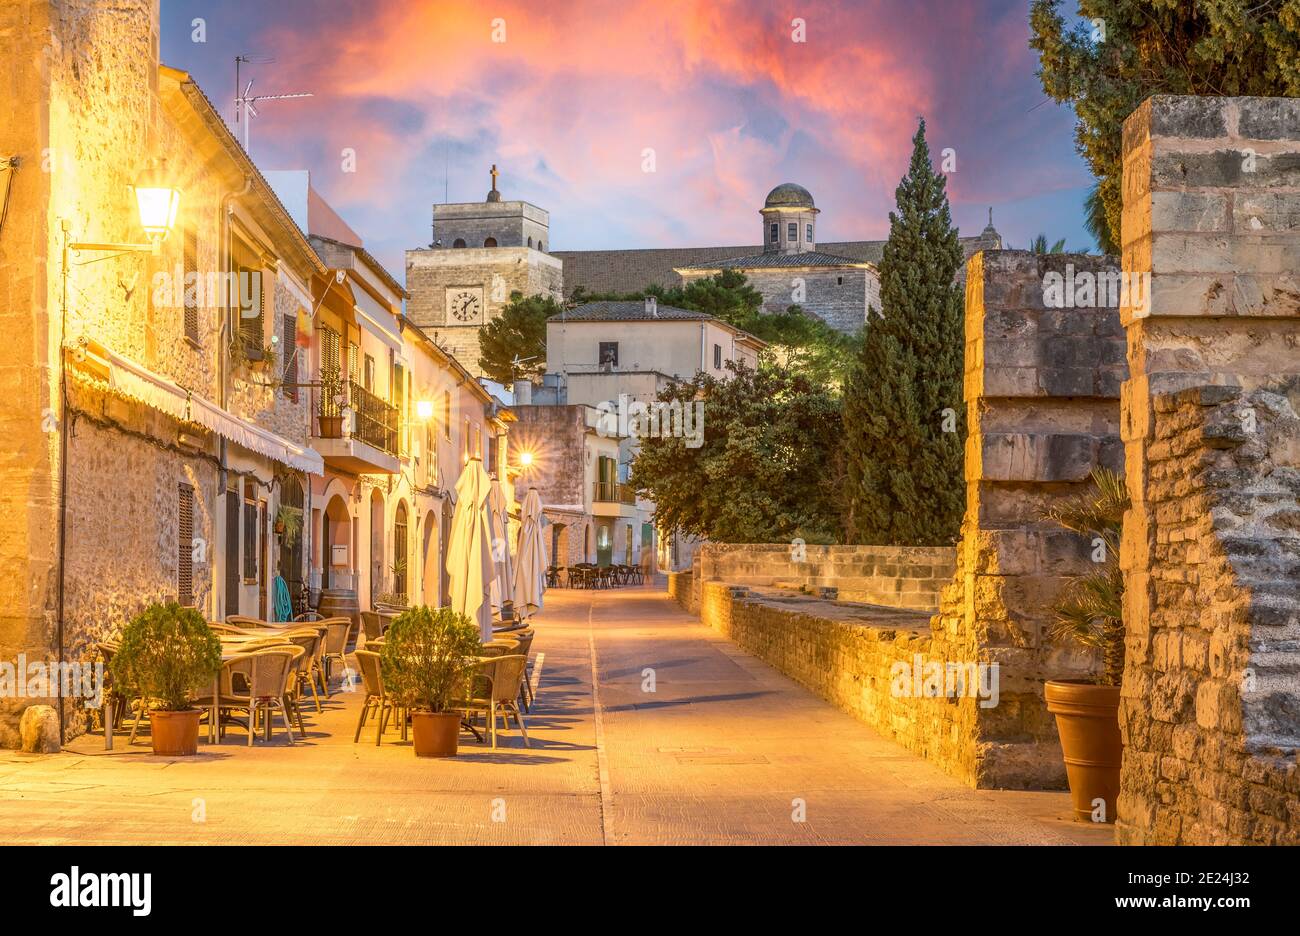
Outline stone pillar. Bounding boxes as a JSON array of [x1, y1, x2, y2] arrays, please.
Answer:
[[944, 250, 1126, 787], [1118, 95, 1300, 844]]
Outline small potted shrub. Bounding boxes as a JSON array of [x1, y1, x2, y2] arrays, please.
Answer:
[[110, 602, 222, 756], [1042, 468, 1129, 823], [380, 606, 481, 757]]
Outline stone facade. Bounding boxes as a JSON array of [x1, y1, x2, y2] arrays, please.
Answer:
[[680, 264, 880, 335], [1117, 95, 1300, 845], [404, 245, 563, 374], [689, 543, 954, 612]]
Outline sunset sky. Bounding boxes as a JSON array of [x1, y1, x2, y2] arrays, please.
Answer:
[[160, 0, 1095, 277]]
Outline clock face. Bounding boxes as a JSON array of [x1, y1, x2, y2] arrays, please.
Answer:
[[448, 288, 483, 323]]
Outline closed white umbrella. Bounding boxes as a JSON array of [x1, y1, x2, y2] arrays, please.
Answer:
[[446, 458, 494, 641], [487, 477, 515, 617], [513, 489, 548, 620]]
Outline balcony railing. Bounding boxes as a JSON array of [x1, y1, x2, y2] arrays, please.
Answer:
[[593, 480, 636, 505], [317, 376, 398, 456]]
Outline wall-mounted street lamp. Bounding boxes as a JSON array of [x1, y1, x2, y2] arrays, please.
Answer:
[[64, 166, 182, 260], [415, 399, 435, 422]]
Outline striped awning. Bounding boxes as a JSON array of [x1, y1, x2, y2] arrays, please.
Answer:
[[71, 337, 324, 476]]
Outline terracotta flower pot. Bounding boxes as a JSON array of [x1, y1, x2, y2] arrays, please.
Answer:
[[318, 415, 343, 438], [1045, 679, 1122, 823], [150, 709, 202, 756], [411, 711, 460, 757]]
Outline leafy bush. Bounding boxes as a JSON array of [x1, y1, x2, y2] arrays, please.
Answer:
[[1042, 468, 1130, 686], [380, 606, 481, 712], [110, 602, 222, 712]]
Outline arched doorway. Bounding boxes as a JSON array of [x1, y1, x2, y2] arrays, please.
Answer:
[[322, 494, 351, 590], [278, 476, 305, 614], [393, 500, 409, 600], [421, 510, 438, 606], [369, 488, 385, 604]]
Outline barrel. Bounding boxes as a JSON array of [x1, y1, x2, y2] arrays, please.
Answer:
[[317, 588, 360, 627]]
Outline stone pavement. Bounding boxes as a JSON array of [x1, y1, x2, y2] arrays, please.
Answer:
[[0, 586, 1111, 845]]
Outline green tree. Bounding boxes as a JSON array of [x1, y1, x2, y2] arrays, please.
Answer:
[[842, 118, 965, 546], [1030, 233, 1067, 254], [1030, 0, 1300, 251], [476, 291, 563, 384], [1084, 181, 1119, 254], [629, 359, 843, 544]]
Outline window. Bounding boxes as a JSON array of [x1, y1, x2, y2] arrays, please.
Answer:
[[537, 241, 544, 252], [770, 222, 778, 243], [806, 223, 813, 242], [452, 238, 466, 248], [527, 237, 533, 248], [242, 479, 258, 583], [348, 342, 360, 382], [443, 390, 452, 440], [237, 264, 264, 359], [599, 342, 619, 367], [483, 237, 497, 247], [393, 361, 406, 454], [281, 314, 298, 401], [837, 276, 844, 286], [178, 484, 195, 607], [787, 222, 797, 241], [363, 354, 376, 391], [714, 344, 722, 369], [425, 425, 437, 486], [488, 432, 500, 477], [393, 505, 408, 598], [183, 226, 199, 344]]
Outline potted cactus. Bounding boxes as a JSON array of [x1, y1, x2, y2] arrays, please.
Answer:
[[1042, 468, 1130, 823], [380, 606, 481, 757], [110, 602, 222, 756]]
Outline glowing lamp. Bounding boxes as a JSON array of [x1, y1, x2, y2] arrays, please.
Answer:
[[132, 166, 181, 241], [416, 400, 435, 422]]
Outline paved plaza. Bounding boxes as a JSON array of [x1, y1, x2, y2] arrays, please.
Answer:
[[0, 587, 1109, 846]]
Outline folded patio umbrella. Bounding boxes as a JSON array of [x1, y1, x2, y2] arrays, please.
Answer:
[[446, 458, 495, 641], [513, 488, 548, 620], [487, 476, 515, 616]]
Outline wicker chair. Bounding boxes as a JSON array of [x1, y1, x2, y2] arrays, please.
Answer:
[[279, 630, 323, 716], [241, 647, 302, 746], [352, 649, 402, 745], [193, 655, 257, 743], [320, 618, 356, 694], [360, 611, 384, 642], [226, 614, 275, 629], [511, 630, 536, 712], [458, 655, 529, 749]]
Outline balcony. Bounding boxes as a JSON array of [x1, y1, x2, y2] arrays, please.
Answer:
[[592, 480, 637, 517], [314, 377, 400, 474]]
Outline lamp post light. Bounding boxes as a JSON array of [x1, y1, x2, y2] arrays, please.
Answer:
[[415, 400, 434, 423]]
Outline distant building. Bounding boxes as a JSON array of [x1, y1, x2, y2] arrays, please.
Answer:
[[554, 183, 1003, 335]]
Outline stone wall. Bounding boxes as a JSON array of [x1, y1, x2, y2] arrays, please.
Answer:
[[666, 569, 695, 614], [946, 250, 1127, 787], [691, 543, 954, 612], [699, 582, 979, 779], [1118, 95, 1300, 844]]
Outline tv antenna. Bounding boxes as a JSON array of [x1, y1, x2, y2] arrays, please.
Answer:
[[234, 54, 312, 154]]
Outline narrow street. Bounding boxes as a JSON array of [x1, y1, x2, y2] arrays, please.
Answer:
[[0, 587, 1108, 845]]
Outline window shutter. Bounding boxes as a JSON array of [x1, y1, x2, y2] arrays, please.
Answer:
[[281, 313, 298, 401], [178, 484, 195, 607], [183, 227, 199, 344], [239, 266, 265, 360]]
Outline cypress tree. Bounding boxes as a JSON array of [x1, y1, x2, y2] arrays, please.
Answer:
[[843, 118, 965, 545]]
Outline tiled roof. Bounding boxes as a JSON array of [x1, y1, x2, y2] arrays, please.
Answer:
[[675, 250, 867, 272], [554, 301, 713, 323], [554, 232, 999, 296]]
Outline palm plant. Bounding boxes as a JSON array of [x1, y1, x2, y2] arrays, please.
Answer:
[[1030, 233, 1067, 254], [1041, 468, 1130, 686], [1084, 181, 1119, 255]]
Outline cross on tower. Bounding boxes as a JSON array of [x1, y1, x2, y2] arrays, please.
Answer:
[[490, 164, 499, 192]]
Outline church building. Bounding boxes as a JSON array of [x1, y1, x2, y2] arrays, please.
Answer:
[[405, 167, 563, 374]]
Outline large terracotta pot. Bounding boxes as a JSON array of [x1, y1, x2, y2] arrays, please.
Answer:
[[411, 711, 460, 757], [1045, 679, 1122, 823], [151, 709, 202, 756]]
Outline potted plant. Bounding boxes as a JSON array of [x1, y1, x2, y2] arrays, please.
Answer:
[[380, 606, 481, 757], [1041, 467, 1130, 823], [110, 602, 222, 756], [317, 375, 345, 438], [274, 504, 303, 546]]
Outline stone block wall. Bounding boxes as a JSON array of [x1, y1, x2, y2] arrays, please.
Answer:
[[691, 543, 954, 612], [698, 582, 976, 777], [1118, 95, 1300, 844], [666, 570, 695, 614]]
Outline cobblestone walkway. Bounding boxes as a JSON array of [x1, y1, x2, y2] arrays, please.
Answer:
[[0, 587, 1111, 845]]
